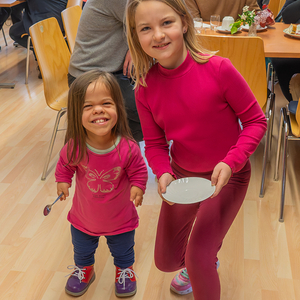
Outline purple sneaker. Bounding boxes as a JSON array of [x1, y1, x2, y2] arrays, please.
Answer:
[[115, 266, 137, 298], [65, 265, 95, 297]]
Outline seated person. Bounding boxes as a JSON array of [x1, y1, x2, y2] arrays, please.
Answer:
[[68, 0, 143, 142], [271, 0, 300, 102], [9, 0, 67, 50], [185, 0, 260, 21], [0, 3, 25, 32]]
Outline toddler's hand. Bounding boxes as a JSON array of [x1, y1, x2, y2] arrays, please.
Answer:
[[158, 173, 175, 205], [130, 186, 144, 207], [57, 182, 71, 200], [211, 162, 232, 198]]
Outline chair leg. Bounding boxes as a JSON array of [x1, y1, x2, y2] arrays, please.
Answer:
[[2, 28, 7, 46], [25, 36, 31, 84], [268, 94, 275, 159], [41, 108, 67, 181], [259, 115, 271, 198], [274, 109, 284, 181], [279, 116, 289, 222]]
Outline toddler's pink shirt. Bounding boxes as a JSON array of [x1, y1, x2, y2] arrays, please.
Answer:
[[55, 138, 148, 236]]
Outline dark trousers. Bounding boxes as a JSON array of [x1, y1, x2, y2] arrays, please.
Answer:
[[68, 72, 143, 142], [271, 58, 300, 102], [0, 3, 25, 30], [9, 20, 29, 49], [71, 225, 135, 268]]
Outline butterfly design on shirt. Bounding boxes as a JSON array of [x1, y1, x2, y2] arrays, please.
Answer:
[[83, 166, 121, 193]]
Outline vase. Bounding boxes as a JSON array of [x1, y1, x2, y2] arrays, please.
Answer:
[[248, 23, 257, 36]]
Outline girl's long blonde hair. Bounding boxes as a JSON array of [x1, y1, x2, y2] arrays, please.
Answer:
[[65, 70, 133, 165], [126, 0, 215, 88]]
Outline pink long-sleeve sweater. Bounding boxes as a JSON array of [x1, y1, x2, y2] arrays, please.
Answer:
[[55, 138, 148, 236], [135, 53, 267, 179]]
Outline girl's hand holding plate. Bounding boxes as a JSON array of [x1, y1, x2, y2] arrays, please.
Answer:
[[158, 172, 176, 205], [211, 162, 232, 198]]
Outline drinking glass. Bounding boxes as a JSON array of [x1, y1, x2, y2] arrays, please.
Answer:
[[193, 17, 203, 34], [210, 14, 220, 31]]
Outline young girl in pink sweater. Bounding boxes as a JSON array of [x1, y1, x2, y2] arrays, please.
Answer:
[[55, 70, 148, 297], [126, 0, 267, 299]]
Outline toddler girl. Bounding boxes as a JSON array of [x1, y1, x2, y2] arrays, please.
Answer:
[[55, 70, 148, 297]]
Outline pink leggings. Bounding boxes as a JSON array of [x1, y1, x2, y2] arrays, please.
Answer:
[[154, 160, 251, 300]]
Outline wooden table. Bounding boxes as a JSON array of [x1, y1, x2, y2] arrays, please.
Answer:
[[200, 23, 300, 58], [0, 0, 26, 7]]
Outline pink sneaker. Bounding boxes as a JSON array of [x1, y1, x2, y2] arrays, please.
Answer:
[[170, 268, 192, 295], [170, 261, 220, 295]]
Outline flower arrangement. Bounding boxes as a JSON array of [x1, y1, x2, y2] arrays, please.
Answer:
[[230, 6, 255, 34], [230, 5, 275, 34], [255, 5, 275, 28]]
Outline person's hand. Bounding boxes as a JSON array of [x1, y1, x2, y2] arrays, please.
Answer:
[[130, 186, 144, 207], [210, 162, 232, 198], [57, 182, 71, 200], [123, 50, 133, 78], [158, 173, 176, 205]]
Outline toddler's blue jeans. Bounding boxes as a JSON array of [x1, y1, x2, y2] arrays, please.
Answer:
[[71, 225, 135, 268]]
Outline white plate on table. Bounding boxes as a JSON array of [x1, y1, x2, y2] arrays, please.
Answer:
[[216, 26, 241, 34], [241, 24, 268, 32], [283, 28, 300, 39], [163, 177, 215, 204]]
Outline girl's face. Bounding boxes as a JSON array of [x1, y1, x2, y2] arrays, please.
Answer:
[[135, 0, 187, 69], [82, 80, 117, 149]]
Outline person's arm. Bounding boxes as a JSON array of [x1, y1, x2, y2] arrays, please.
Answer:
[[184, 0, 201, 18], [123, 50, 133, 78], [282, 0, 300, 23], [135, 87, 175, 180], [218, 58, 267, 173], [125, 142, 148, 207], [55, 145, 76, 186], [124, 141, 148, 193]]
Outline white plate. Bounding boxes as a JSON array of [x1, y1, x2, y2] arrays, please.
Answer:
[[241, 24, 267, 32], [216, 26, 241, 34], [283, 28, 300, 39], [163, 177, 215, 204]]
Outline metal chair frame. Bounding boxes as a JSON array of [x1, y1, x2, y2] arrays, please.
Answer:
[[274, 106, 300, 222]]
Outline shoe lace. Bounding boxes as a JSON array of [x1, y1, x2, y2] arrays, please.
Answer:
[[180, 268, 189, 280], [65, 265, 86, 283], [117, 268, 138, 289]]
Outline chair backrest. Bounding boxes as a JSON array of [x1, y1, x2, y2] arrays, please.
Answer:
[[197, 35, 267, 109], [290, 99, 300, 137], [268, 0, 285, 17], [61, 5, 82, 53], [66, 0, 83, 8], [29, 17, 70, 111]]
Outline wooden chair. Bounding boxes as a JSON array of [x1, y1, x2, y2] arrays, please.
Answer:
[[66, 0, 83, 8], [61, 5, 82, 53], [274, 99, 300, 222], [29, 17, 70, 180], [268, 0, 285, 18], [197, 34, 275, 197]]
